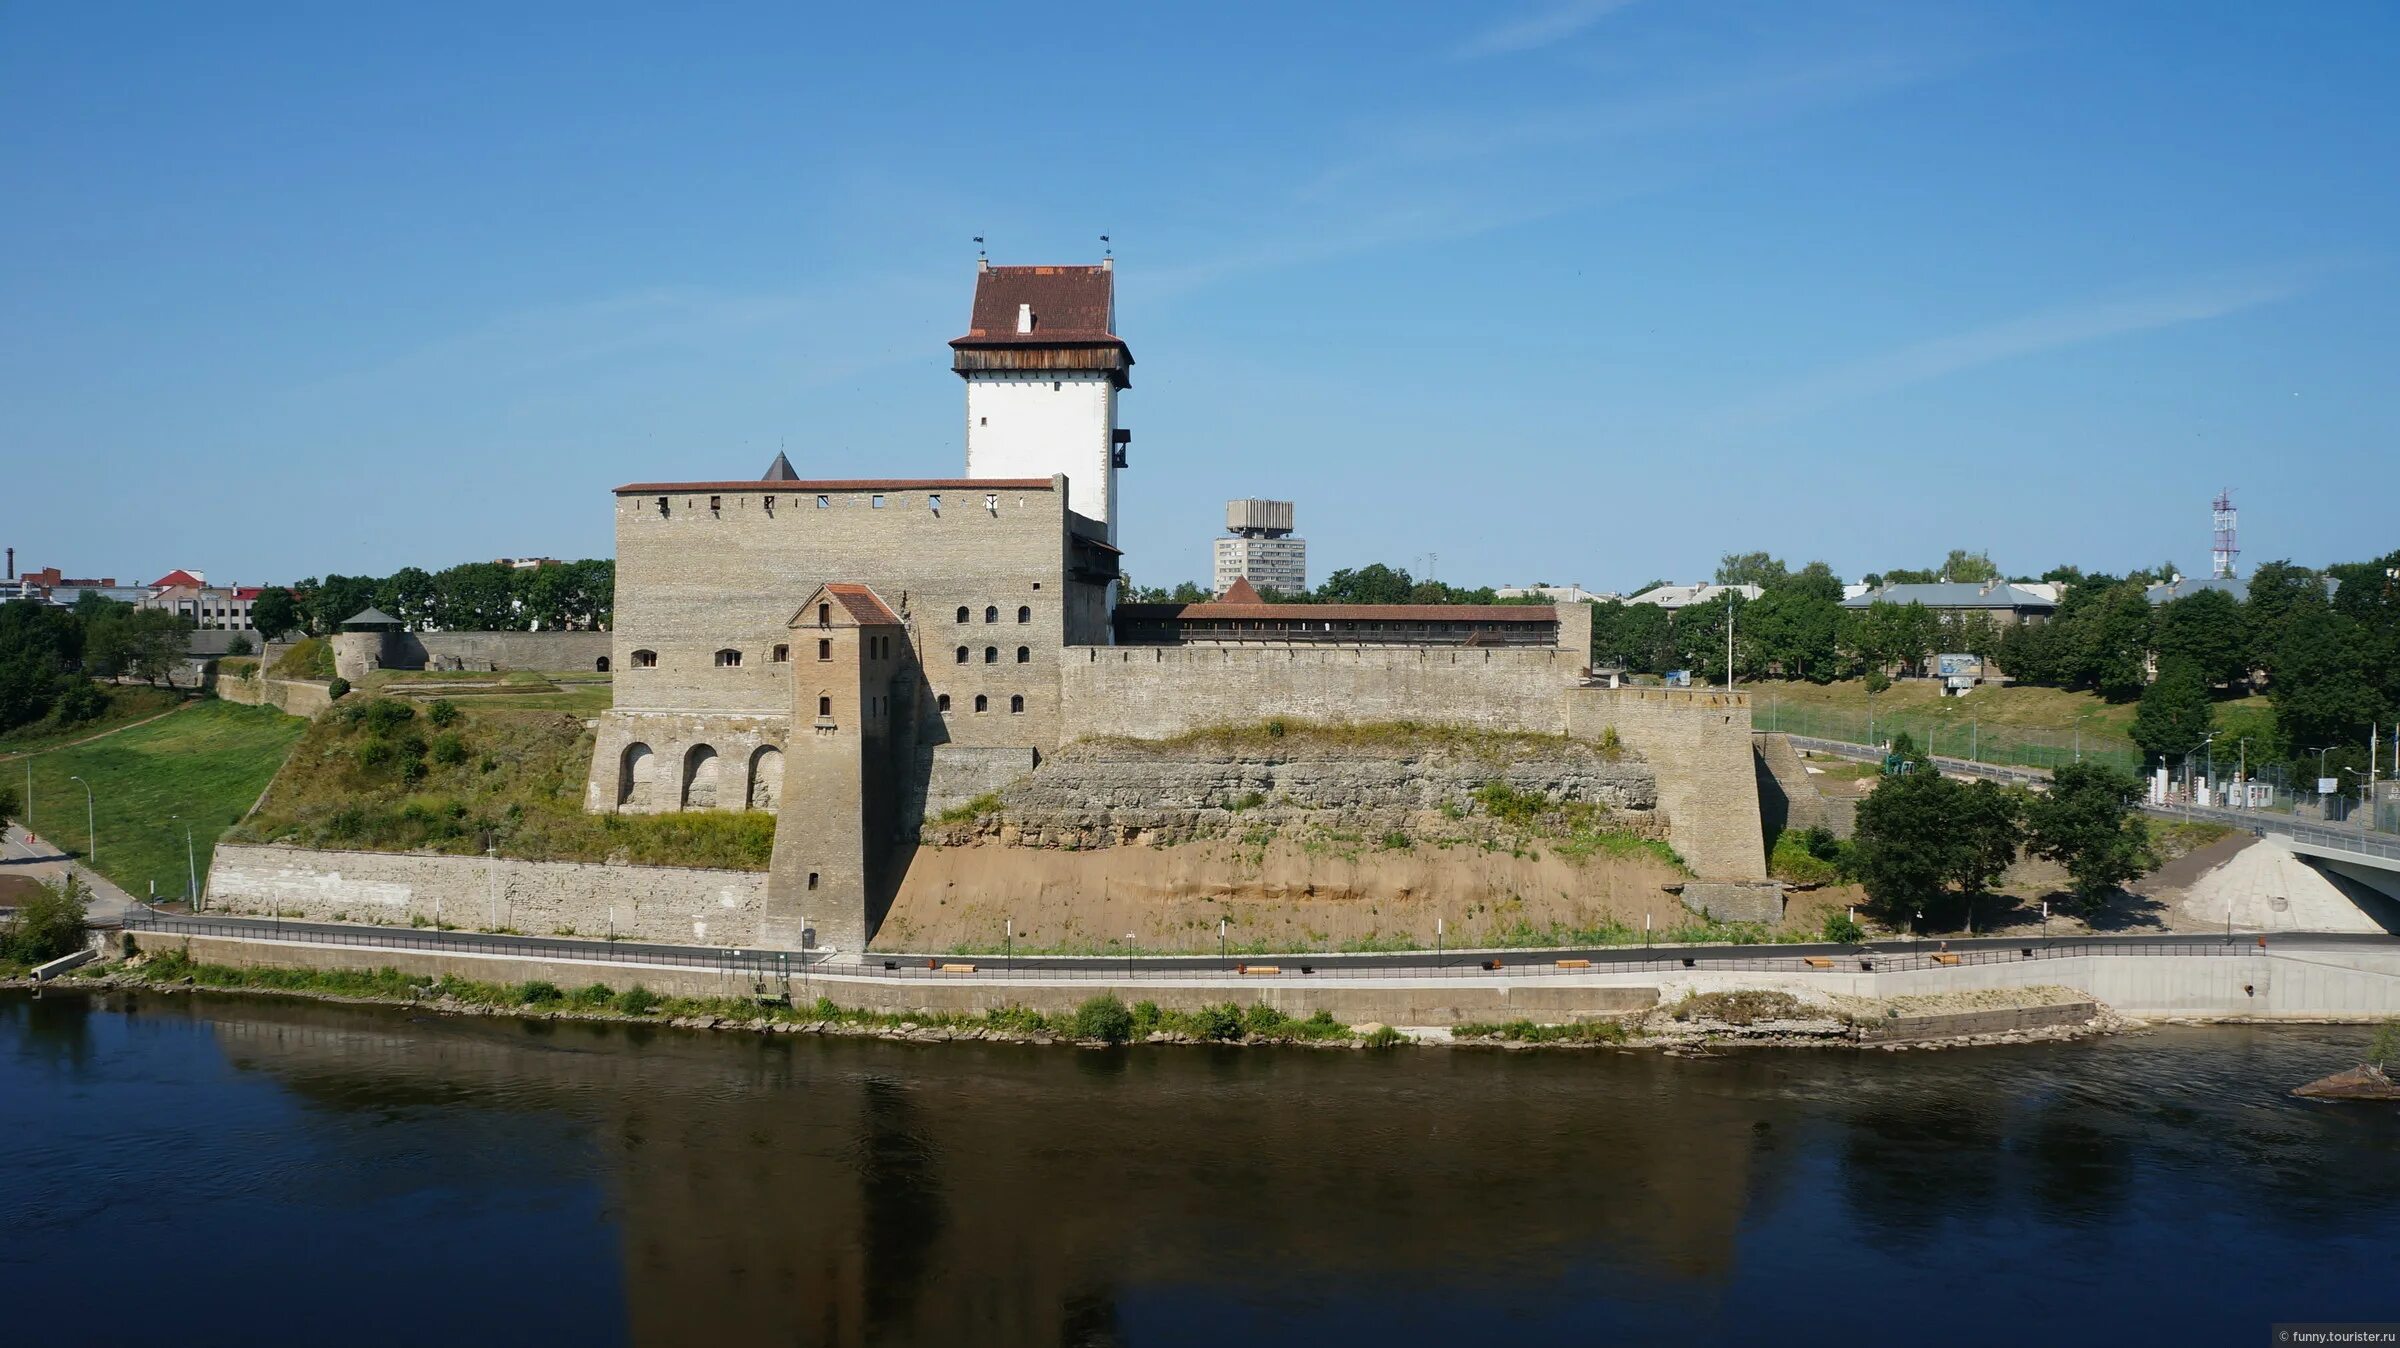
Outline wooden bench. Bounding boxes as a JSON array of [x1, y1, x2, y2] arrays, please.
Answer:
[[938, 963, 977, 974], [1803, 956, 1834, 969], [1931, 953, 1962, 966], [1239, 964, 1282, 976], [1555, 958, 1591, 970]]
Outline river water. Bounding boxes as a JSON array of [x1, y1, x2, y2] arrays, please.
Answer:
[[3, 990, 2396, 1346]]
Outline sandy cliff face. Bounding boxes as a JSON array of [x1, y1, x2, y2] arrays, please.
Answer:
[[879, 735, 1686, 953]]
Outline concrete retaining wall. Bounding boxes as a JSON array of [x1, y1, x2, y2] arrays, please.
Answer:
[[207, 844, 768, 947], [1858, 997, 2098, 1044]]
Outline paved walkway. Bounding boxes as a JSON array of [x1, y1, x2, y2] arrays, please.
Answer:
[[1, 822, 145, 923]]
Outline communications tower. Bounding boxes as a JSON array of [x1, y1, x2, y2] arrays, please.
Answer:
[[2210, 490, 2239, 580]]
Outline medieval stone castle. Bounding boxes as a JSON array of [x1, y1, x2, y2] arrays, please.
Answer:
[[584, 261, 1766, 952]]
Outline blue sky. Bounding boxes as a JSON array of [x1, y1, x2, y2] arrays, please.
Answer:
[[3, 1, 2394, 593]]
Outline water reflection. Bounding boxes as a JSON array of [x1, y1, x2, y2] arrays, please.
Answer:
[[7, 991, 2400, 1347]]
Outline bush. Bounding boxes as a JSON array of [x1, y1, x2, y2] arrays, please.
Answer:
[[2, 872, 91, 964], [326, 677, 350, 700], [2372, 1021, 2400, 1069], [1241, 1002, 1293, 1038], [362, 699, 416, 735], [1194, 1003, 1246, 1040], [430, 732, 468, 766], [517, 980, 565, 1005], [1360, 1024, 1408, 1049], [52, 679, 108, 726], [569, 983, 616, 1009], [227, 634, 254, 657], [1820, 910, 1866, 944], [1130, 1000, 1163, 1036], [1071, 995, 1134, 1044], [1379, 830, 1411, 850], [357, 738, 397, 769], [616, 985, 660, 1015], [426, 699, 462, 728]]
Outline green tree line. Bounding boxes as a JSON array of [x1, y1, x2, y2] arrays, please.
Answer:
[[250, 558, 615, 638], [0, 596, 193, 736]]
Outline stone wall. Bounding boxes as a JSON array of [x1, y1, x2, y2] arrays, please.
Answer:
[[950, 738, 1656, 848], [1565, 687, 1767, 881], [207, 843, 769, 948], [1059, 645, 1586, 741], [334, 630, 615, 680], [1752, 733, 1853, 840], [213, 672, 335, 718], [912, 745, 1040, 820]]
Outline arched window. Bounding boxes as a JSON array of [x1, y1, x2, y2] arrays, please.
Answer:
[[937, 693, 951, 712], [983, 646, 997, 664], [595, 656, 610, 672], [770, 644, 789, 663], [956, 606, 969, 623], [617, 742, 653, 807], [1015, 646, 1030, 663], [1017, 606, 1031, 624], [955, 646, 969, 664], [983, 606, 998, 623], [817, 694, 833, 718], [630, 649, 657, 669], [1009, 694, 1024, 714], [714, 648, 742, 668], [973, 694, 988, 712], [746, 746, 783, 810]]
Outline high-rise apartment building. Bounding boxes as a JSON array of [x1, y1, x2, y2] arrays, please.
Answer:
[[1212, 498, 1306, 596]]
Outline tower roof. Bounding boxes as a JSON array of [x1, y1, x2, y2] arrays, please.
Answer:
[[762, 451, 800, 482], [950, 261, 1133, 386]]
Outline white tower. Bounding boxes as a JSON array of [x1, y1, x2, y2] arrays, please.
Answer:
[[950, 260, 1133, 544]]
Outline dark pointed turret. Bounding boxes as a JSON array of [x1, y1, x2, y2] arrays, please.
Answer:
[[763, 451, 800, 482]]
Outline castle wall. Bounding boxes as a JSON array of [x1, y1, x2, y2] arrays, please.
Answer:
[[1565, 688, 1768, 882], [1057, 646, 1586, 741], [964, 372, 1118, 539], [206, 843, 768, 946], [606, 479, 1072, 751], [583, 713, 787, 815]]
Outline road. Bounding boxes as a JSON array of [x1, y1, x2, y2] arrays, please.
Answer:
[[2, 822, 143, 923]]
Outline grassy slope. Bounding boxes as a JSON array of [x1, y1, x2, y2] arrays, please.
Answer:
[[232, 698, 772, 869], [0, 685, 187, 759], [1747, 678, 2273, 771], [11, 701, 306, 900]]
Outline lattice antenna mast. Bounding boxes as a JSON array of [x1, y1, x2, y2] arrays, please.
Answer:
[[2210, 489, 2239, 580]]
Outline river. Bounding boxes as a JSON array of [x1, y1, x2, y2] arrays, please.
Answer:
[[3, 989, 2395, 1345]]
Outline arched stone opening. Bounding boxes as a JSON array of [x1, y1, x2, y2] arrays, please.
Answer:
[[618, 742, 654, 808], [682, 744, 721, 809], [747, 745, 783, 811]]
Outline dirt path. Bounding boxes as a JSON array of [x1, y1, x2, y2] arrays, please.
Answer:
[[0, 702, 191, 764]]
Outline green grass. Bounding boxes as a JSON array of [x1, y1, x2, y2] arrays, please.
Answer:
[[270, 638, 336, 680], [1749, 678, 2148, 770], [231, 699, 774, 869], [0, 685, 188, 759], [8, 701, 306, 901]]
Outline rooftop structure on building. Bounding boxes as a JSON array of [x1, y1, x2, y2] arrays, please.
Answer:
[[1119, 577, 1572, 648], [1627, 582, 1761, 610]]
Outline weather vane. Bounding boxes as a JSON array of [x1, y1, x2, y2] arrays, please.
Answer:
[[1100, 232, 1112, 258], [974, 235, 986, 259]]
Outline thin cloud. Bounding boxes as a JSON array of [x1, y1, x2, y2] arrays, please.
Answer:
[[1714, 269, 2325, 429], [1453, 0, 1640, 60]]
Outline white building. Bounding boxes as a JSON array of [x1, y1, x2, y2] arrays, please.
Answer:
[[1497, 584, 1618, 605]]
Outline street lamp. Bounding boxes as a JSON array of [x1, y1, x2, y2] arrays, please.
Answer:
[[168, 813, 197, 908], [67, 774, 95, 865], [2074, 712, 2091, 763], [2180, 732, 2219, 805]]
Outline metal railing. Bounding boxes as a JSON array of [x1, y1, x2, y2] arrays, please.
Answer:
[[123, 912, 808, 971]]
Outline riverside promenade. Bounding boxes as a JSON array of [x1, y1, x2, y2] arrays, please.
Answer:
[[113, 911, 2400, 1025]]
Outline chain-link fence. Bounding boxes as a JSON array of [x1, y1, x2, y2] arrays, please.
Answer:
[[1751, 696, 2142, 774]]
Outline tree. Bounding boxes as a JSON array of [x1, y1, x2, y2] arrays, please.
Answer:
[[1851, 769, 1964, 920], [305, 575, 378, 636], [248, 586, 300, 641], [1591, 600, 1674, 673], [1314, 564, 1414, 606], [375, 567, 437, 631], [2024, 762, 2158, 913], [2152, 588, 2248, 689], [2131, 658, 2214, 760], [2270, 606, 2384, 762], [1950, 780, 2025, 902], [1714, 551, 1787, 589], [0, 781, 18, 822], [432, 562, 517, 630], [1940, 549, 1999, 583], [2, 870, 90, 964]]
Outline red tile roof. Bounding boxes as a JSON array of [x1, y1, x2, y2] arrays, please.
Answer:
[[231, 587, 263, 600], [822, 583, 901, 626], [1121, 602, 1559, 623], [952, 264, 1120, 347], [1220, 577, 1263, 603], [151, 569, 205, 589], [615, 478, 1055, 495]]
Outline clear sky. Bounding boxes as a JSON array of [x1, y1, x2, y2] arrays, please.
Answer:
[[3, 1, 2393, 593]]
